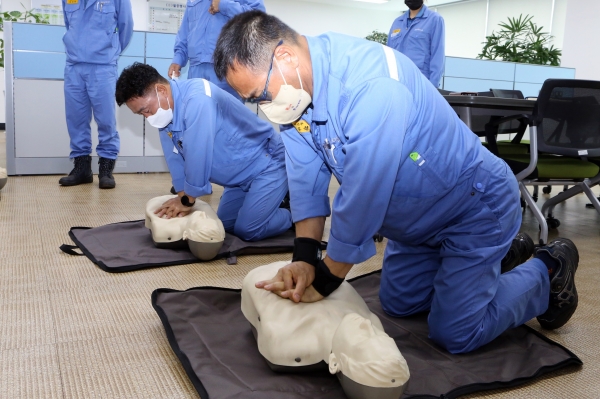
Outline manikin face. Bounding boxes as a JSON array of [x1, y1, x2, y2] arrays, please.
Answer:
[[333, 314, 397, 363], [329, 313, 410, 389]]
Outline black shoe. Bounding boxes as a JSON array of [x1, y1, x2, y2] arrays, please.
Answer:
[[98, 157, 116, 189], [534, 238, 579, 330], [59, 155, 93, 186], [279, 191, 290, 210], [500, 232, 535, 273]]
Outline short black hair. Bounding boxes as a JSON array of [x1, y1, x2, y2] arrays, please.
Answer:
[[213, 10, 300, 80], [115, 62, 168, 106]]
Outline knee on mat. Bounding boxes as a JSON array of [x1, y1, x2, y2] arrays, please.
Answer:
[[233, 223, 265, 242], [428, 320, 477, 354]]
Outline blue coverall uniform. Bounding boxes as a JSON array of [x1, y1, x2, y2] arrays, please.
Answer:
[[159, 79, 291, 241], [62, 0, 133, 159], [172, 0, 265, 98], [387, 4, 445, 88], [281, 33, 550, 354]]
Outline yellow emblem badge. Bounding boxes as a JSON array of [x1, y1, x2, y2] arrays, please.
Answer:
[[167, 132, 173, 138], [66, 0, 79, 4], [292, 120, 311, 133]]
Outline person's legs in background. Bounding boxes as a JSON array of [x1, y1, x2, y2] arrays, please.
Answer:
[[89, 64, 120, 189], [60, 63, 93, 186]]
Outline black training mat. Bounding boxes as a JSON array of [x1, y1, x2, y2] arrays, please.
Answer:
[[152, 272, 582, 399], [60, 220, 320, 273]]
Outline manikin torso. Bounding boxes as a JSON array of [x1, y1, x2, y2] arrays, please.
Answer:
[[241, 262, 410, 398]]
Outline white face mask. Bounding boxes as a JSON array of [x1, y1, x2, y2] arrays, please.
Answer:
[[147, 86, 173, 129], [259, 58, 312, 125]]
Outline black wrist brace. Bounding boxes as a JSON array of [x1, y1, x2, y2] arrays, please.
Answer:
[[312, 259, 344, 297], [292, 237, 322, 267]]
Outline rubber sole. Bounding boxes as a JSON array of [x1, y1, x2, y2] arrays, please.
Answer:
[[58, 175, 93, 186]]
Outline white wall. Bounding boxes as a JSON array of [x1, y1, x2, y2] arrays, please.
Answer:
[[116, 0, 400, 38], [561, 0, 600, 80], [436, 0, 567, 60], [435, 0, 487, 58], [263, 0, 397, 38]]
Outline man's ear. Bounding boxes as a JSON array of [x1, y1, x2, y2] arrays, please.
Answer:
[[155, 83, 169, 96], [275, 45, 299, 69]]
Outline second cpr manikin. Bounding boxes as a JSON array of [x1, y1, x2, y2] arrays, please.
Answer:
[[241, 262, 410, 399], [145, 195, 225, 260]]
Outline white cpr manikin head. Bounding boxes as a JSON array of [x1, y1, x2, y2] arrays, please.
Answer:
[[145, 195, 225, 260], [329, 314, 409, 398], [241, 262, 409, 398]]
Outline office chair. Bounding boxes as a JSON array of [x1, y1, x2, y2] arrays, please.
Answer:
[[486, 79, 600, 244]]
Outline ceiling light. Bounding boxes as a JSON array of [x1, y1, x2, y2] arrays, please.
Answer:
[[353, 0, 390, 4]]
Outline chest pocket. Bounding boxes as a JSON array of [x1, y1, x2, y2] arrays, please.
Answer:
[[64, 2, 81, 26], [93, 1, 116, 33], [187, 0, 202, 22], [409, 28, 431, 46]]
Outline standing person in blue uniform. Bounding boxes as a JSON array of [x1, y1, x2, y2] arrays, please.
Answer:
[[59, 0, 133, 188], [387, 0, 445, 88], [213, 11, 580, 354], [167, 0, 265, 99], [115, 62, 292, 241]]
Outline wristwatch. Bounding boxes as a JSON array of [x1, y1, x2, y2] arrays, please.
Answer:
[[180, 195, 195, 207]]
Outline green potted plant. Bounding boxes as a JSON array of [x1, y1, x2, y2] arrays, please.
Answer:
[[365, 30, 388, 45], [0, 4, 50, 68], [478, 14, 561, 66]]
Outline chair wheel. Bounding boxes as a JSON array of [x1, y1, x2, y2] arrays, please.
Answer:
[[542, 186, 551, 194], [546, 217, 561, 229], [373, 234, 384, 242]]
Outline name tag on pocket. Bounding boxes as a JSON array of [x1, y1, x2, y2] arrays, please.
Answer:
[[292, 120, 311, 133]]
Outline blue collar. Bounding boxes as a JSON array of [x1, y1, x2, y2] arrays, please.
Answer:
[[305, 35, 329, 123], [168, 80, 183, 132]]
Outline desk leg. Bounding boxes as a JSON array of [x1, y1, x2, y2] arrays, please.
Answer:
[[454, 106, 473, 130]]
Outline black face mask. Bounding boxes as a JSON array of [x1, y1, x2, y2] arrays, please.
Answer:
[[405, 0, 424, 11]]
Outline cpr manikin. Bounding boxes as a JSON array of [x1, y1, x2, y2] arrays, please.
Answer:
[[241, 262, 410, 399], [145, 195, 225, 260]]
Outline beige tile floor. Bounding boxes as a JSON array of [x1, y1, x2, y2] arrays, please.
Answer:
[[1, 131, 600, 398]]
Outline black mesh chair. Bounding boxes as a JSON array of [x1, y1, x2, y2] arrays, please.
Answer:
[[486, 79, 600, 244]]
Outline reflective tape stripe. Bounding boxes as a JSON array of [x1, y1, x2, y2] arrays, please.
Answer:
[[202, 78, 212, 97], [382, 45, 399, 81]]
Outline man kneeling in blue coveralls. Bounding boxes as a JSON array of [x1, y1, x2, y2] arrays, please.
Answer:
[[213, 11, 580, 354], [115, 63, 292, 241]]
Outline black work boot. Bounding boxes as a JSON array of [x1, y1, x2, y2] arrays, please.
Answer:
[[59, 155, 93, 186], [279, 191, 291, 210], [98, 157, 116, 189], [534, 238, 579, 330], [500, 232, 535, 273]]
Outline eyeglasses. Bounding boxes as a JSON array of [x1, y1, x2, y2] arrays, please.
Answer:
[[247, 40, 283, 104]]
